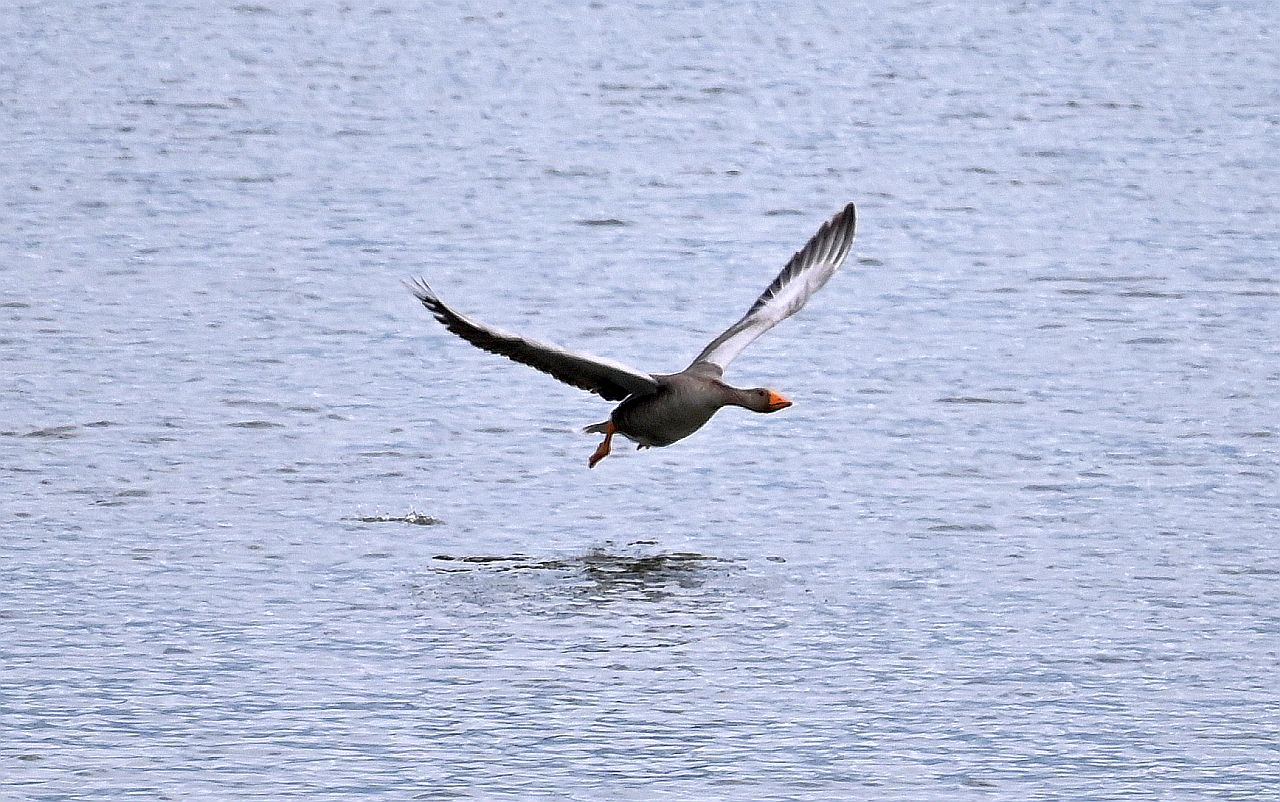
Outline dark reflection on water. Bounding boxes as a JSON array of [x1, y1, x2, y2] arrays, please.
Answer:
[[352, 512, 445, 526], [429, 549, 735, 601]]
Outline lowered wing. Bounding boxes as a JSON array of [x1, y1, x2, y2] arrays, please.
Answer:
[[407, 279, 659, 402]]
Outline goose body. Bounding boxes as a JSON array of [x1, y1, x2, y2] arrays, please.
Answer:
[[408, 203, 857, 467]]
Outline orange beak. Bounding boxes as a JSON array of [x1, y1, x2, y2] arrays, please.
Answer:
[[766, 390, 792, 412]]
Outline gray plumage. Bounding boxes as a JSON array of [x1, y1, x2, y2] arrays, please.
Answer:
[[407, 203, 857, 466]]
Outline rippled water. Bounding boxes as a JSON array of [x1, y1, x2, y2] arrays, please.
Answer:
[[4, 1, 1278, 799]]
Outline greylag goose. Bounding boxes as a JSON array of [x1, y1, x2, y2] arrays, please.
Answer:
[[408, 202, 856, 468]]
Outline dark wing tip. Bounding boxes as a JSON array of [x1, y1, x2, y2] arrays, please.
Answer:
[[831, 202, 857, 240], [837, 201, 857, 249], [808, 202, 858, 259], [404, 277, 436, 304], [815, 202, 857, 267], [405, 277, 454, 326]]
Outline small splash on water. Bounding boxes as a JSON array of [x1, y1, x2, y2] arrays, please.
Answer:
[[935, 396, 1025, 405], [21, 424, 80, 439], [926, 523, 998, 532]]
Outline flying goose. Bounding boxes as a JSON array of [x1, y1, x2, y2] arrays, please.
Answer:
[[408, 202, 856, 467]]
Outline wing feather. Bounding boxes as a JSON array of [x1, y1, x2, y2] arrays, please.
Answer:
[[406, 279, 659, 402], [690, 203, 857, 372]]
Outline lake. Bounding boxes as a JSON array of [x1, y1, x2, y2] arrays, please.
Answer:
[[3, 1, 1277, 799]]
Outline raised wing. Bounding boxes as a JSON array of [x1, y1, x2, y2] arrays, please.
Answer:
[[407, 279, 659, 402], [690, 203, 856, 372]]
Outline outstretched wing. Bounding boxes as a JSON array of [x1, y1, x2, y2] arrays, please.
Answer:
[[407, 279, 660, 402], [690, 203, 857, 372]]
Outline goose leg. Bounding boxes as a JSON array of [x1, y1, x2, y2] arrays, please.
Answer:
[[588, 422, 616, 469]]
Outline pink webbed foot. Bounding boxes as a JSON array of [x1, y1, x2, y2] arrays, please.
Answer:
[[588, 422, 616, 469]]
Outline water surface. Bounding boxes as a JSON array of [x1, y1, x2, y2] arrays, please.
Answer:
[[3, 1, 1278, 799]]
